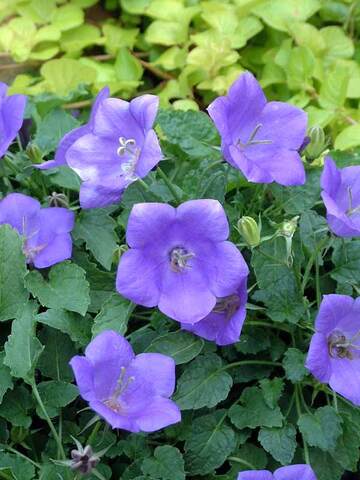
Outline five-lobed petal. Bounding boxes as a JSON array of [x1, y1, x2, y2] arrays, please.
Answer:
[[321, 156, 360, 237], [0, 82, 27, 159], [237, 465, 317, 480], [70, 330, 181, 433], [0, 193, 74, 268], [208, 71, 307, 186], [116, 199, 249, 325]]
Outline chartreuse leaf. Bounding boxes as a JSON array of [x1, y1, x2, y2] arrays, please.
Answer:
[[184, 410, 236, 475], [0, 226, 28, 322], [318, 66, 349, 109], [120, 0, 152, 14], [4, 302, 43, 383], [298, 406, 342, 451], [229, 386, 283, 430], [25, 262, 90, 316], [60, 24, 101, 53], [258, 424, 297, 465], [283, 348, 307, 382], [92, 294, 132, 337], [115, 48, 143, 83], [36, 380, 78, 419], [141, 446, 185, 480], [334, 124, 360, 151], [51, 4, 84, 32], [286, 46, 315, 90], [174, 353, 232, 410], [0, 352, 12, 404], [146, 331, 204, 365], [73, 208, 119, 270], [40, 59, 97, 96]]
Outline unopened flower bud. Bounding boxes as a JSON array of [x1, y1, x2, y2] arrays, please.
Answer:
[[278, 216, 299, 238], [47, 192, 69, 208], [237, 216, 261, 247], [304, 126, 327, 160], [10, 426, 27, 444], [71, 444, 99, 475], [25, 143, 43, 164]]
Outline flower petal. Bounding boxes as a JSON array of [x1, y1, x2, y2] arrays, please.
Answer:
[[134, 396, 181, 432], [130, 94, 159, 131], [89, 400, 140, 432], [237, 471, 272, 480], [329, 357, 360, 406], [305, 332, 332, 383], [79, 180, 124, 209], [127, 353, 176, 397], [69, 356, 95, 401], [0, 93, 26, 157], [228, 145, 273, 183], [135, 129, 163, 178], [0, 193, 40, 233], [116, 248, 163, 307], [275, 465, 316, 480], [315, 294, 355, 334], [32, 233, 72, 269], [321, 156, 342, 195]]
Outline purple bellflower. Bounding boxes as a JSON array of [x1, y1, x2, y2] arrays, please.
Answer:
[[37, 89, 162, 209], [321, 156, 360, 237], [116, 199, 249, 324], [181, 276, 247, 345], [0, 193, 74, 269], [207, 71, 307, 186], [70, 330, 181, 432], [306, 294, 360, 406], [237, 464, 317, 480], [0, 83, 26, 158]]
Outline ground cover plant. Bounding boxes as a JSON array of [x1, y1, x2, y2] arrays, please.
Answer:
[[0, 1, 360, 480]]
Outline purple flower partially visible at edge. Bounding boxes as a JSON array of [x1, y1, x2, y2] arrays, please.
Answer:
[[70, 330, 181, 432], [37, 88, 163, 209], [306, 294, 360, 406], [207, 71, 307, 186], [0, 193, 74, 269], [321, 156, 360, 237], [116, 199, 249, 325], [181, 276, 248, 345], [0, 83, 26, 158], [237, 464, 317, 480]]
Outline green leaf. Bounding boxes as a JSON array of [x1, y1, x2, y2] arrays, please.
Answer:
[[34, 108, 79, 155], [299, 210, 328, 253], [0, 452, 35, 480], [145, 331, 204, 365], [229, 386, 283, 429], [156, 109, 220, 160], [298, 406, 342, 451], [251, 237, 305, 323], [92, 294, 132, 337], [184, 410, 236, 475], [259, 377, 284, 409], [310, 449, 343, 480], [4, 302, 43, 382], [232, 443, 268, 472], [36, 380, 78, 418], [334, 124, 360, 151], [333, 413, 360, 471], [0, 385, 33, 428], [36, 309, 91, 346], [0, 352, 13, 404], [37, 327, 76, 381], [258, 424, 297, 465], [174, 353, 233, 410], [40, 58, 97, 96], [141, 446, 185, 480], [331, 239, 360, 293], [73, 208, 118, 270], [0, 225, 28, 322], [283, 348, 307, 382], [25, 262, 90, 316]]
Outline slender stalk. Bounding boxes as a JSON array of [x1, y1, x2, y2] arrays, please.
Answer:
[[157, 166, 181, 203], [222, 360, 282, 372], [315, 253, 321, 308], [87, 421, 101, 448], [228, 456, 256, 470], [245, 320, 291, 333], [295, 385, 311, 465], [333, 390, 338, 413], [137, 178, 150, 192], [2, 445, 40, 469], [31, 381, 66, 460]]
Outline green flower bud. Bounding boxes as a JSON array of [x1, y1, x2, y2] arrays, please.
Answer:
[[304, 126, 327, 160], [11, 426, 27, 444], [26, 143, 43, 164], [237, 216, 261, 247]]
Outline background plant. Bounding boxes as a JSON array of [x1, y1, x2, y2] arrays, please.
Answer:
[[0, 1, 360, 480]]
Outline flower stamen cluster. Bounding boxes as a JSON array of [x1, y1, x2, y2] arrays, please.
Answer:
[[169, 246, 195, 272]]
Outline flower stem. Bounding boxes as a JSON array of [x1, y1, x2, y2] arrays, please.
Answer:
[[333, 390, 338, 413], [87, 421, 101, 447], [157, 166, 181, 203], [228, 456, 256, 470], [245, 320, 291, 333], [31, 381, 66, 460], [2, 446, 40, 469], [222, 360, 282, 372], [137, 178, 150, 192], [295, 385, 311, 465]]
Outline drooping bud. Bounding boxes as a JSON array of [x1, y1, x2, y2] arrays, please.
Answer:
[[47, 192, 69, 208], [70, 444, 99, 475], [237, 216, 261, 248], [25, 143, 43, 164], [277, 216, 299, 267], [304, 126, 327, 160]]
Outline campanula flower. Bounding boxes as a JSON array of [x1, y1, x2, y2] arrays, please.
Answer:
[[116, 199, 249, 324], [237, 464, 317, 480], [207, 71, 307, 186], [0, 193, 74, 268], [0, 83, 26, 158], [70, 330, 181, 432], [182, 277, 247, 345], [321, 156, 360, 237], [38, 89, 162, 209], [306, 294, 360, 406]]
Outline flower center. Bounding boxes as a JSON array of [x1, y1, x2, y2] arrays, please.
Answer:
[[103, 366, 135, 413], [346, 186, 360, 216], [117, 137, 141, 182], [328, 329, 360, 360], [169, 246, 195, 272], [213, 294, 240, 320], [238, 123, 272, 149]]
